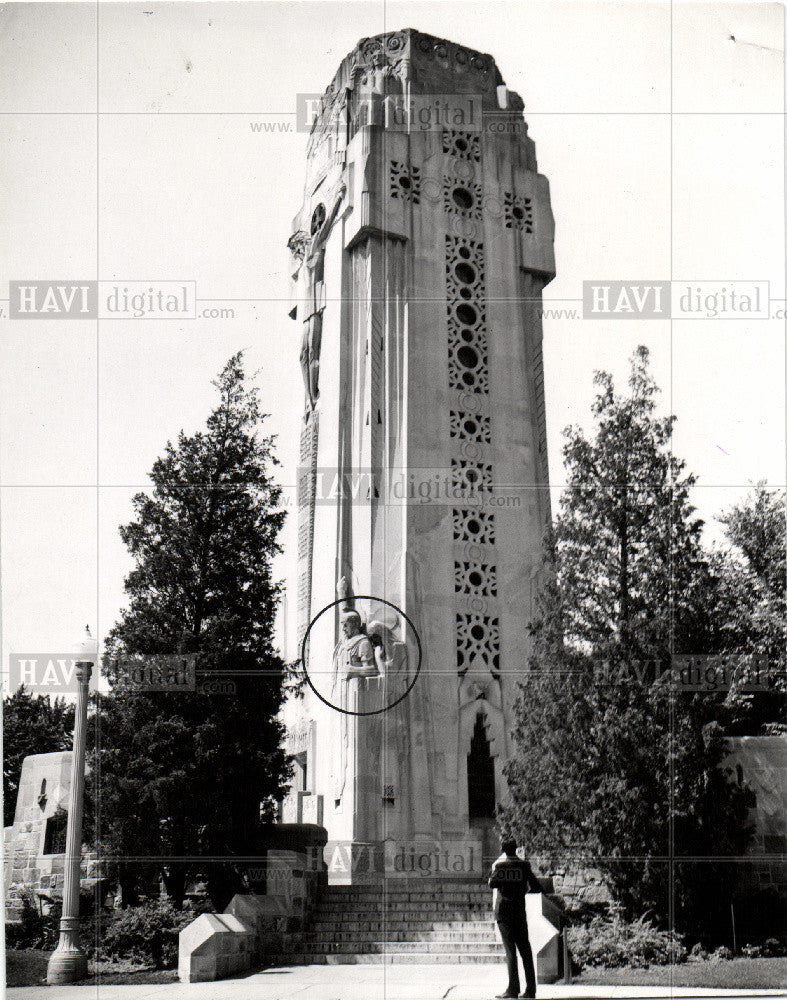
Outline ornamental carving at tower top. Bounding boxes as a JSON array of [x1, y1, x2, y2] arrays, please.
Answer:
[[305, 28, 525, 153]]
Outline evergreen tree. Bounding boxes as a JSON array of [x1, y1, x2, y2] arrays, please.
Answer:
[[89, 354, 291, 907], [550, 344, 709, 659], [501, 347, 752, 941]]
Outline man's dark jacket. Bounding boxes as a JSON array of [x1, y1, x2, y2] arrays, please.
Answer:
[[488, 854, 542, 922]]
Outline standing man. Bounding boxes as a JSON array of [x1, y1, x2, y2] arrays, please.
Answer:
[[488, 837, 542, 999]]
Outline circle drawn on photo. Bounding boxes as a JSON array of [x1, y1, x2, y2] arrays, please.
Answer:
[[300, 595, 422, 717]]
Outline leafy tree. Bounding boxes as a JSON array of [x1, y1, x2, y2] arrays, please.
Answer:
[[710, 484, 786, 733], [3, 688, 75, 826], [501, 347, 753, 941], [722, 484, 786, 601], [89, 354, 291, 907]]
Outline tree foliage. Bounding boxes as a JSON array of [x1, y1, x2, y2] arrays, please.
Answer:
[[89, 354, 291, 907], [538, 345, 710, 659], [710, 484, 786, 733], [501, 347, 754, 941]]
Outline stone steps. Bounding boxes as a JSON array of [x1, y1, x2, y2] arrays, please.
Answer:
[[317, 901, 492, 914], [260, 952, 503, 965], [320, 898, 491, 907], [267, 877, 505, 967], [315, 910, 492, 930], [322, 879, 488, 888], [319, 891, 490, 899], [307, 920, 495, 933], [290, 940, 502, 954], [299, 929, 499, 943]]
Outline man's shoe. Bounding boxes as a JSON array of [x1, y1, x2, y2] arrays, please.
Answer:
[[519, 992, 536, 999], [495, 993, 518, 998]]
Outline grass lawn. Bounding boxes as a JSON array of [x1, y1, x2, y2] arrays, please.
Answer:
[[578, 957, 787, 989], [86, 966, 179, 985], [7, 950, 786, 990], [5, 949, 49, 988], [5, 950, 178, 987]]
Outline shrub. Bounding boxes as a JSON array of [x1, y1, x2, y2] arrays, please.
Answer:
[[569, 913, 687, 969], [741, 943, 763, 958], [99, 900, 193, 968], [6, 887, 120, 956], [564, 898, 612, 926], [763, 937, 786, 957], [709, 945, 733, 962], [5, 891, 49, 950], [732, 888, 787, 947]]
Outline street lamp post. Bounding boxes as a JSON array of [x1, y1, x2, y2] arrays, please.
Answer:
[[47, 626, 97, 985]]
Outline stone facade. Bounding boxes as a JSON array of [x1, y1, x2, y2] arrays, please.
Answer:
[[724, 735, 787, 897], [283, 29, 555, 867], [4, 751, 71, 917], [3, 751, 99, 919]]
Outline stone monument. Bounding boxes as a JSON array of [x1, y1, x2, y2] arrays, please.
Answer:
[[283, 29, 555, 874]]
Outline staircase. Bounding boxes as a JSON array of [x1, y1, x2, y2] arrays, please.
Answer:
[[262, 879, 505, 965]]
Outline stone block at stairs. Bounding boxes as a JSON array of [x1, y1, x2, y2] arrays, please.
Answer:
[[178, 913, 255, 983], [225, 892, 289, 949], [526, 892, 562, 982]]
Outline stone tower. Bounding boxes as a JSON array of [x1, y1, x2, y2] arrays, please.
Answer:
[[283, 29, 555, 874]]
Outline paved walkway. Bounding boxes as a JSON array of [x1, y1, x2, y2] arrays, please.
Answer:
[[8, 966, 786, 1000]]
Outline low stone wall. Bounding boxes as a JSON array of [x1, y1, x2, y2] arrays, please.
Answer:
[[178, 913, 255, 983], [178, 823, 328, 983], [724, 736, 787, 897], [548, 867, 611, 907]]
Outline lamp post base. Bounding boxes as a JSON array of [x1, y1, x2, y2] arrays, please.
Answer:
[[47, 935, 88, 984]]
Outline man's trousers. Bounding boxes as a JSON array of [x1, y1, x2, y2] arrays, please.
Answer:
[[496, 916, 536, 996]]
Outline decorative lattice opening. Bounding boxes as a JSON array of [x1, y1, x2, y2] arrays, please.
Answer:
[[453, 508, 496, 545], [456, 613, 501, 674], [442, 129, 481, 162], [390, 160, 421, 204], [450, 409, 491, 445], [455, 560, 498, 597], [444, 177, 483, 220], [448, 331, 488, 392], [445, 236, 489, 394], [446, 237, 485, 300], [452, 458, 493, 494], [504, 192, 533, 232]]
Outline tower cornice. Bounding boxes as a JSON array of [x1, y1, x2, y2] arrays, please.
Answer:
[[306, 29, 526, 151]]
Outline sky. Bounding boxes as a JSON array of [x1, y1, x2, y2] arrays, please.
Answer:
[[0, 1, 784, 673]]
